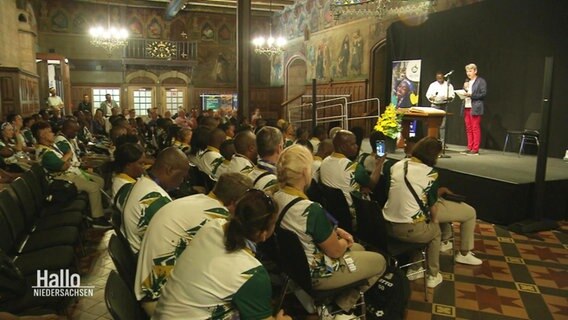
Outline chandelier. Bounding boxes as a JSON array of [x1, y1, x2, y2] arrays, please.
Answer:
[[252, 0, 286, 57], [89, 2, 128, 54], [330, 0, 433, 20]]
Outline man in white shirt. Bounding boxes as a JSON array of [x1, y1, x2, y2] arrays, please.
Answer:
[[100, 94, 120, 116], [47, 87, 64, 114], [227, 130, 256, 174], [425, 72, 455, 142]]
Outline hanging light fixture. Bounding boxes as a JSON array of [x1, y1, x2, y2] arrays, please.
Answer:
[[89, 2, 129, 54], [252, 0, 286, 57], [330, 0, 433, 20]]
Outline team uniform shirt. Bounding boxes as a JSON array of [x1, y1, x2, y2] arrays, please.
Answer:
[[356, 152, 376, 174], [0, 140, 20, 166], [310, 137, 321, 154], [172, 140, 190, 154], [135, 193, 229, 302], [195, 146, 226, 180], [153, 219, 272, 320], [35, 143, 81, 176], [247, 159, 278, 191], [226, 154, 255, 174], [111, 173, 137, 211], [54, 135, 81, 168], [273, 187, 340, 279], [122, 176, 172, 254], [320, 152, 371, 207], [425, 81, 455, 107], [382, 158, 439, 224], [284, 138, 294, 149], [312, 156, 323, 182]]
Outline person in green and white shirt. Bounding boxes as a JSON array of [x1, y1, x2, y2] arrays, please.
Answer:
[[111, 142, 146, 212], [274, 145, 386, 315], [153, 190, 292, 320], [135, 173, 252, 317], [122, 147, 189, 254], [226, 130, 256, 174], [32, 120, 109, 227], [195, 128, 228, 180], [247, 126, 282, 191], [320, 130, 383, 208]]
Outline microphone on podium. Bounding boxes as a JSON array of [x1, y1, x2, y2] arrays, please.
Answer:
[[444, 70, 454, 77]]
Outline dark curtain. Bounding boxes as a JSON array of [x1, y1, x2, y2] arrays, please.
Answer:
[[385, 0, 568, 157]]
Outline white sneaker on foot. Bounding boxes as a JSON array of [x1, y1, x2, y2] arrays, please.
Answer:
[[426, 273, 443, 288], [407, 266, 425, 280], [455, 251, 483, 265], [440, 241, 453, 252]]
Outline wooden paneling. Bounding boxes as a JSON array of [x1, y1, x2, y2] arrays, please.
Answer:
[[0, 67, 40, 120]]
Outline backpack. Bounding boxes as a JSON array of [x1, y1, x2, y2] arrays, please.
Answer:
[[364, 263, 411, 320], [47, 179, 79, 204]]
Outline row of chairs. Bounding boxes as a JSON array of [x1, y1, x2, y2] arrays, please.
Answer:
[[0, 164, 89, 315]]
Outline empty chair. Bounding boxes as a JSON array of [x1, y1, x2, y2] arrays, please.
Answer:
[[275, 227, 367, 318], [319, 184, 353, 234], [108, 234, 137, 291], [503, 112, 541, 156], [105, 270, 148, 320], [351, 194, 429, 301]]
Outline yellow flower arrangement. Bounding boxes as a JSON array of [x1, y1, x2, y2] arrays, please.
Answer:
[[374, 103, 402, 140]]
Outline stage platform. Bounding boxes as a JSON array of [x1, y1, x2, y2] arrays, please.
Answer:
[[361, 141, 568, 225]]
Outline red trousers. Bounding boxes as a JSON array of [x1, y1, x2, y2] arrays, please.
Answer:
[[464, 109, 481, 152]]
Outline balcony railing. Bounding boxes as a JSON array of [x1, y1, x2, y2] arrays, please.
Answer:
[[123, 38, 198, 62]]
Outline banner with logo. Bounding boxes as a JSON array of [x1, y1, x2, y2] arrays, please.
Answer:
[[391, 59, 422, 108]]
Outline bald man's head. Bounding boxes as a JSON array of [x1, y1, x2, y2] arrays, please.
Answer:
[[209, 128, 227, 149], [234, 130, 257, 162], [151, 147, 189, 191], [333, 130, 358, 159], [315, 139, 334, 159]]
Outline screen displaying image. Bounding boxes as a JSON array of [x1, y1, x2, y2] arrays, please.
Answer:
[[201, 94, 238, 111]]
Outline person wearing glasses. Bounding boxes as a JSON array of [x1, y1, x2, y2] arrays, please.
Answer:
[[273, 145, 386, 318], [153, 189, 291, 320]]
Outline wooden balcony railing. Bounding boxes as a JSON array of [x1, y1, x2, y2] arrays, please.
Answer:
[[123, 38, 198, 63]]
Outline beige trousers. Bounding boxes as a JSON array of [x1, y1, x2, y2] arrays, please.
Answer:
[[57, 171, 104, 218], [435, 199, 477, 252], [386, 220, 441, 277], [312, 243, 386, 312]]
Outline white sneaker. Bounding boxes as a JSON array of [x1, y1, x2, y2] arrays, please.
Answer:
[[440, 241, 453, 252], [426, 273, 443, 288], [332, 314, 356, 320], [455, 251, 483, 265], [407, 266, 425, 280], [318, 307, 355, 320]]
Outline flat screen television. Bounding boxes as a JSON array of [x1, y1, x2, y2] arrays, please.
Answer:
[[200, 94, 238, 111]]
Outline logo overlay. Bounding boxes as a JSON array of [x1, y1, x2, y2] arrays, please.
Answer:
[[33, 269, 94, 297]]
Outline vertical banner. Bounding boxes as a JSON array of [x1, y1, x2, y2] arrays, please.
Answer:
[[391, 59, 422, 108]]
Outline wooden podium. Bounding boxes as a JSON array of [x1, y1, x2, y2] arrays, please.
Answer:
[[397, 108, 446, 147]]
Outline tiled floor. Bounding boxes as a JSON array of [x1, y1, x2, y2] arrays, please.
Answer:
[[69, 220, 568, 320]]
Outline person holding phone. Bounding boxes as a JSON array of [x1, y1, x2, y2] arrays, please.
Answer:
[[274, 145, 386, 317]]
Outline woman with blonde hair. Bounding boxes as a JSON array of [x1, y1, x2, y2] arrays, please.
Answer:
[[273, 144, 386, 317]]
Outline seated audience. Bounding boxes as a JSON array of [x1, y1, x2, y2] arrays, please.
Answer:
[[153, 189, 291, 320], [112, 141, 146, 211], [310, 124, 328, 154], [382, 137, 482, 289], [1, 122, 31, 173], [135, 173, 252, 316], [274, 145, 386, 316], [32, 120, 109, 227], [172, 127, 192, 155], [320, 130, 383, 208], [122, 147, 189, 254], [227, 130, 256, 174], [312, 138, 334, 183], [247, 126, 282, 191], [194, 128, 227, 179]]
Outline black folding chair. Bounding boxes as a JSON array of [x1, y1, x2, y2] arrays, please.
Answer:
[[105, 270, 148, 320]]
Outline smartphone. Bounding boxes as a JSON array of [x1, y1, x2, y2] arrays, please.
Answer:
[[376, 140, 386, 157]]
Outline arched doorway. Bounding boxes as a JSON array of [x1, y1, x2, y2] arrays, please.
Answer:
[[369, 40, 387, 113], [284, 56, 307, 105]]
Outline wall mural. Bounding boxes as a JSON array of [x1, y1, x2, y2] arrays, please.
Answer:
[[33, 0, 274, 87], [273, 0, 484, 86]]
